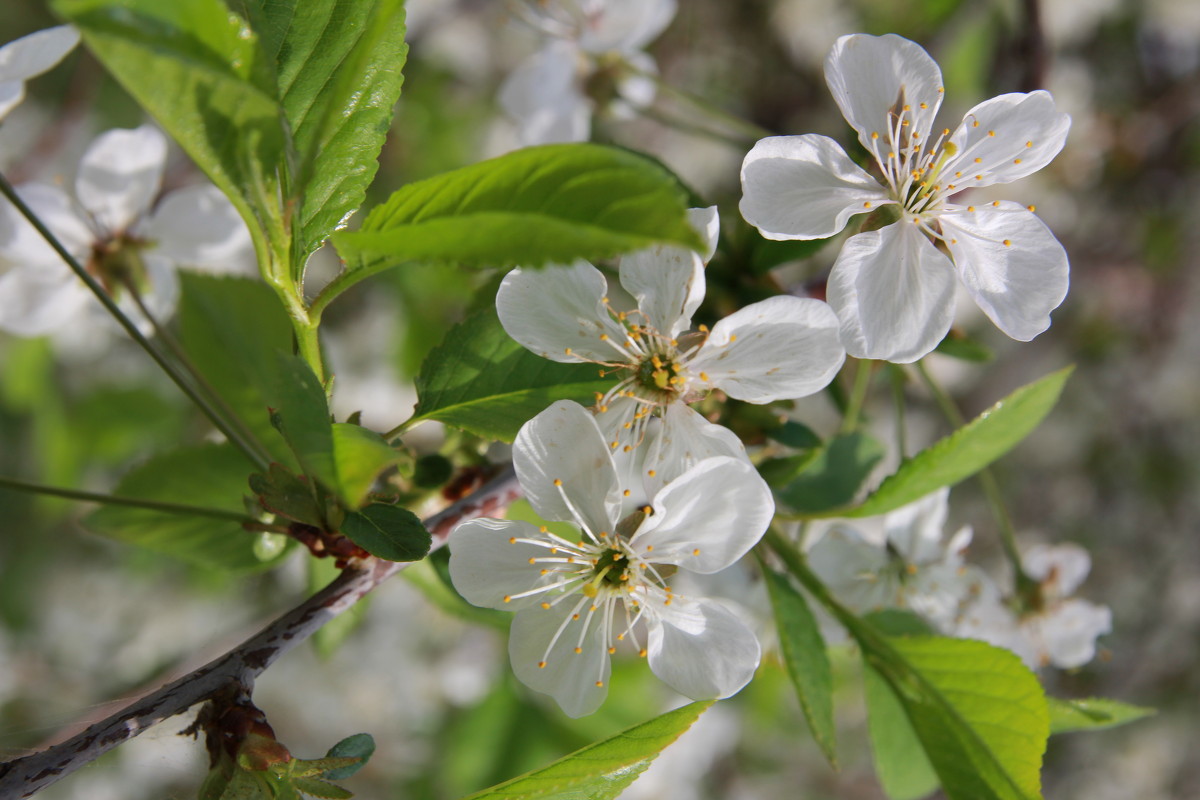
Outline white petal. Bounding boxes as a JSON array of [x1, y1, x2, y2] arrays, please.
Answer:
[[514, 400, 621, 537], [611, 50, 657, 117], [826, 223, 957, 362], [883, 487, 951, 564], [643, 404, 748, 492], [645, 594, 760, 700], [739, 134, 889, 240], [0, 183, 93, 264], [76, 125, 167, 234], [0, 262, 89, 336], [824, 33, 943, 156], [128, 252, 180, 331], [1022, 543, 1091, 598], [510, 600, 611, 717], [578, 0, 676, 54], [449, 518, 563, 611], [496, 260, 627, 363], [687, 295, 845, 403], [945, 91, 1070, 189], [0, 26, 79, 82], [805, 524, 894, 612], [634, 456, 773, 573], [0, 82, 23, 121], [1032, 599, 1111, 669], [141, 185, 255, 274], [618, 247, 704, 339], [499, 43, 591, 145], [941, 202, 1068, 341]]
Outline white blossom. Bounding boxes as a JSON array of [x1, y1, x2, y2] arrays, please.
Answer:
[[740, 33, 1071, 362], [0, 26, 79, 122], [953, 543, 1111, 670], [805, 488, 975, 629], [500, 0, 676, 145], [448, 400, 773, 717], [0, 125, 254, 338], [497, 206, 845, 468]]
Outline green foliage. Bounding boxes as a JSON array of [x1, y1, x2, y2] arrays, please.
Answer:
[[935, 331, 994, 363], [459, 701, 711, 800], [331, 423, 401, 509], [332, 143, 704, 272], [340, 502, 430, 561], [85, 444, 281, 573], [249, 464, 324, 527], [864, 664, 939, 800], [55, 0, 286, 249], [321, 734, 376, 780], [241, 0, 409, 261], [840, 367, 1074, 518], [865, 636, 1049, 800], [411, 306, 613, 442], [1046, 697, 1155, 735], [777, 431, 885, 513], [177, 273, 296, 463], [762, 567, 837, 766], [266, 353, 338, 491]]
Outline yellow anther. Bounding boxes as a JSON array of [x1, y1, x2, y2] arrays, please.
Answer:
[[887, 152, 896, 159], [503, 595, 512, 603], [871, 131, 879, 139], [920, 102, 928, 109], [967, 206, 975, 212], [598, 405, 608, 413], [1003, 239, 1012, 247], [647, 469, 656, 477], [664, 598, 672, 606], [902, 119, 910, 127], [623, 489, 631, 497], [1013, 158, 1022, 165], [541, 602, 550, 609], [623, 445, 632, 453], [599, 333, 609, 341], [639, 648, 648, 658], [903, 104, 911, 111], [1027, 204, 1036, 212], [540, 569, 548, 575], [646, 544, 654, 552], [608, 646, 616, 654], [508, 536, 517, 544], [729, 334, 738, 342], [699, 371, 710, 382], [987, 130, 995, 137], [564, 347, 573, 355], [610, 440, 619, 449], [937, 87, 945, 93], [972, 120, 979, 127], [698, 324, 709, 333], [992, 200, 1000, 207], [553, 479, 562, 486], [942, 127, 950, 135], [975, 174, 983, 180], [863, 201, 872, 209], [974, 157, 982, 163], [595, 680, 604, 687], [528, 557, 536, 565], [692, 548, 701, 556], [617, 633, 625, 641], [538, 660, 547, 668], [950, 238, 958, 245], [540, 525, 548, 533], [572, 613, 580, 621], [1025, 140, 1033, 148], [574, 646, 582, 654], [955, 171, 962, 177]]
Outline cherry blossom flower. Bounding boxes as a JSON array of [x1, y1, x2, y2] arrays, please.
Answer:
[[448, 400, 772, 717], [497, 206, 845, 466], [805, 488, 975, 629], [500, 0, 676, 145], [740, 33, 1071, 362], [0, 26, 79, 122], [0, 125, 253, 337], [954, 543, 1111, 670]]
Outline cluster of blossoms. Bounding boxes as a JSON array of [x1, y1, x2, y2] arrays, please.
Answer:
[[0, 124, 254, 339], [500, 0, 676, 145], [460, 29, 1099, 714], [807, 489, 1112, 670]]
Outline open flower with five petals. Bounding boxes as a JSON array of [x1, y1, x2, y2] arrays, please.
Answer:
[[448, 400, 773, 717], [0, 125, 254, 337], [497, 207, 846, 466], [740, 33, 1071, 362]]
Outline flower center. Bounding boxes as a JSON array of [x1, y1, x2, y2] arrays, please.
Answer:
[[634, 352, 683, 400], [88, 233, 151, 297]]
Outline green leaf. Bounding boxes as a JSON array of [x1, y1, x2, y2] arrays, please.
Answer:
[[85, 444, 281, 573], [762, 568, 837, 766], [842, 367, 1073, 518], [332, 143, 704, 272], [411, 306, 613, 442], [460, 701, 711, 800], [249, 463, 324, 526], [177, 274, 297, 462], [340, 503, 430, 561], [331, 423, 400, 509], [749, 235, 830, 274], [55, 0, 286, 240], [778, 431, 885, 513], [867, 636, 1048, 800], [935, 331, 994, 363], [322, 733, 376, 780], [1046, 697, 1155, 735], [244, 0, 408, 260], [766, 420, 822, 449], [292, 777, 352, 799], [266, 353, 337, 491], [864, 664, 939, 800]]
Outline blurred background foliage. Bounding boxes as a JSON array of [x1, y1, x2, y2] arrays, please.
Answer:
[[0, 0, 1197, 798]]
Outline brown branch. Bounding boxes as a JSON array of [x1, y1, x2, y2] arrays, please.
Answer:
[[0, 466, 521, 799]]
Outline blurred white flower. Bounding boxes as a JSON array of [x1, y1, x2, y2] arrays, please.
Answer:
[[0, 124, 254, 337], [500, 0, 676, 145], [740, 33, 1071, 362], [805, 487, 975, 628], [497, 206, 845, 471], [449, 400, 772, 717], [953, 543, 1112, 670], [0, 25, 79, 122]]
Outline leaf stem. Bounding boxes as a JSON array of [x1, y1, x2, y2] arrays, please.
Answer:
[[888, 364, 908, 458], [0, 475, 259, 524], [308, 256, 403, 322], [0, 173, 269, 472], [913, 360, 1031, 589], [839, 358, 873, 434], [623, 59, 774, 142]]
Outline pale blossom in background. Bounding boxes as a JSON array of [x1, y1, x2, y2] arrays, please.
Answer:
[[0, 124, 255, 338], [740, 33, 1071, 362], [0, 25, 79, 122], [497, 206, 845, 474], [448, 400, 772, 717], [500, 0, 676, 145], [805, 487, 975, 629]]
